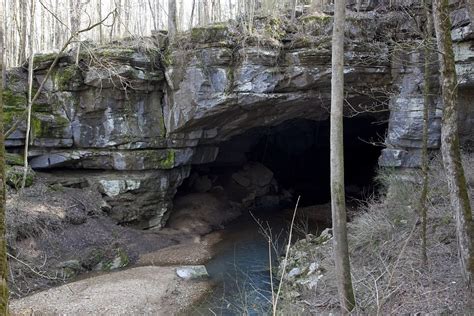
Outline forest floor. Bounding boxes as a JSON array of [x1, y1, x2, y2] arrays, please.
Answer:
[[10, 266, 212, 315], [7, 153, 474, 314], [278, 153, 474, 314], [5, 176, 229, 314]]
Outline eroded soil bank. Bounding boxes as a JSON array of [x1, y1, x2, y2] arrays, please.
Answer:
[[6, 173, 230, 314]]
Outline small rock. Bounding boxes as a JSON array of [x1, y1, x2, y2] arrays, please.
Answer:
[[288, 267, 303, 278], [176, 265, 209, 280], [232, 173, 251, 187], [308, 262, 319, 275]]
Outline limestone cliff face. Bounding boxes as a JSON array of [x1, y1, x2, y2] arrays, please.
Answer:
[[4, 1, 473, 228]]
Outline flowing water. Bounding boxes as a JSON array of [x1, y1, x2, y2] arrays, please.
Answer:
[[191, 208, 291, 315]]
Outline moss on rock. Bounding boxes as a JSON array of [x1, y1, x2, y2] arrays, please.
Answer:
[[191, 24, 228, 43], [6, 153, 24, 166], [160, 149, 175, 169], [55, 65, 82, 90], [6, 165, 35, 190], [3, 90, 26, 110], [31, 114, 70, 139]]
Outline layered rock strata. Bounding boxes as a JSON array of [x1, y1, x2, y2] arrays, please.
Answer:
[[4, 1, 473, 227]]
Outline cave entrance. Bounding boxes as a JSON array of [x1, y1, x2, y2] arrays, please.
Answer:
[[213, 116, 387, 207], [199, 117, 386, 204], [168, 116, 387, 312], [169, 116, 387, 234]]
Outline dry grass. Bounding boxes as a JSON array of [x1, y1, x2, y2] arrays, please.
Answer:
[[279, 153, 474, 314]]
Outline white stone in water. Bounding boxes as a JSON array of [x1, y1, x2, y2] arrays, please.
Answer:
[[176, 265, 209, 280]]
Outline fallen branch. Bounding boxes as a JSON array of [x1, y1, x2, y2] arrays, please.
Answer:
[[7, 253, 58, 281]]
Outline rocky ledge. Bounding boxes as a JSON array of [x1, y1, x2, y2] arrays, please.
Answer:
[[3, 0, 473, 228]]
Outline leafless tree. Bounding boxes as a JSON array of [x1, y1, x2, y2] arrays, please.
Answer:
[[433, 0, 473, 288], [330, 0, 356, 311]]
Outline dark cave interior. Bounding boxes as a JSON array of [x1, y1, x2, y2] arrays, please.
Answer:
[[183, 116, 388, 208]]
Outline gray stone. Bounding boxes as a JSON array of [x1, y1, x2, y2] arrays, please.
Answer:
[[288, 267, 303, 278], [176, 265, 209, 280], [232, 173, 251, 187], [4, 7, 474, 228]]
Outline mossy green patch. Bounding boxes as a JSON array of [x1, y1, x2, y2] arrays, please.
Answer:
[[264, 17, 286, 41], [33, 53, 60, 68], [6, 153, 24, 166], [6, 165, 35, 190], [161, 49, 173, 67], [301, 15, 331, 23], [161, 149, 175, 169], [31, 114, 70, 139], [96, 48, 136, 59], [3, 90, 26, 110], [31, 117, 43, 139], [55, 65, 82, 90], [3, 90, 26, 128], [159, 113, 167, 138]]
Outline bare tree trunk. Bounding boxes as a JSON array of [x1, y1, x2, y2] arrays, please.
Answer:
[[178, 0, 184, 30], [40, 3, 45, 51], [54, 0, 60, 47], [291, 0, 297, 21], [420, 0, 433, 267], [190, 0, 196, 29], [22, 0, 35, 189], [330, 0, 356, 312], [0, 13, 9, 314], [203, 0, 209, 25], [148, 0, 158, 30], [168, 0, 177, 39], [98, 0, 103, 43], [116, 0, 122, 37], [198, 0, 203, 25], [19, 0, 27, 63], [433, 0, 474, 288], [69, 0, 80, 36], [123, 0, 130, 37], [156, 0, 161, 29]]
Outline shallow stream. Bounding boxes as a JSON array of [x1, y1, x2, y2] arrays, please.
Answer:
[[191, 208, 292, 315]]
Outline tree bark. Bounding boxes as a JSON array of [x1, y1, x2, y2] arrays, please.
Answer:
[[291, 0, 297, 21], [98, 0, 103, 43], [178, 0, 184, 30], [420, 0, 433, 267], [433, 0, 474, 289], [22, 0, 35, 189], [330, 0, 356, 312], [19, 0, 27, 64], [190, 0, 196, 29], [0, 14, 9, 313], [168, 0, 177, 39]]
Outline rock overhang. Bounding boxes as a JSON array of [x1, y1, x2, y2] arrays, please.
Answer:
[[3, 2, 473, 228]]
